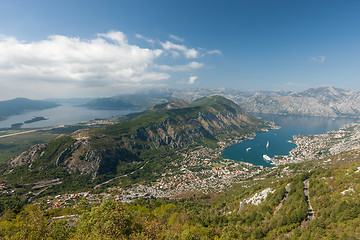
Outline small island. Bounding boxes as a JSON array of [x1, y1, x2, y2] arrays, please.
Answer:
[[11, 123, 24, 129], [24, 116, 48, 124]]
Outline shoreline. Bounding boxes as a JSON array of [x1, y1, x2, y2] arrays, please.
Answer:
[[218, 121, 280, 168]]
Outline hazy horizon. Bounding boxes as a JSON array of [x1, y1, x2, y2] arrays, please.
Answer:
[[0, 85, 350, 102]]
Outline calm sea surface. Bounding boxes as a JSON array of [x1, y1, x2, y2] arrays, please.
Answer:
[[0, 105, 141, 129], [221, 114, 357, 167]]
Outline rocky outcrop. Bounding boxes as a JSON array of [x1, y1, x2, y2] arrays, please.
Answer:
[[7, 143, 47, 168], [7, 137, 144, 178]]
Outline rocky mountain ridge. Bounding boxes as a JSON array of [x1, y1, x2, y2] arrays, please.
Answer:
[[241, 86, 360, 117], [82, 86, 360, 118]]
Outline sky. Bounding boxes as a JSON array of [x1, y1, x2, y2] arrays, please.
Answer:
[[0, 0, 360, 100]]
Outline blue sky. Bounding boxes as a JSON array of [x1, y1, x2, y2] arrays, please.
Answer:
[[0, 0, 360, 99]]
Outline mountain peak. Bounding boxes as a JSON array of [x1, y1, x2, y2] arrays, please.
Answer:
[[192, 95, 243, 115], [149, 100, 190, 111]]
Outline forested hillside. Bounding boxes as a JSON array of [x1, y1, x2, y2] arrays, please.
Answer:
[[1, 149, 360, 239]]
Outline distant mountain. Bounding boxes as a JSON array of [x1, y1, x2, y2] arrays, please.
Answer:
[[0, 98, 60, 121], [82, 87, 360, 118], [4, 95, 269, 186], [241, 86, 360, 118], [81, 97, 136, 110], [80, 88, 264, 110], [45, 98, 94, 106], [81, 91, 177, 110]]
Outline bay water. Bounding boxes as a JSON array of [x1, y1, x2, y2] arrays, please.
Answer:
[[221, 114, 356, 167], [0, 104, 141, 129]]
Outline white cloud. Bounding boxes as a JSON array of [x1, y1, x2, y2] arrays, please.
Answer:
[[135, 33, 155, 44], [208, 49, 222, 55], [0, 31, 220, 99], [155, 62, 204, 71], [0, 31, 171, 98], [311, 56, 326, 63], [161, 40, 222, 59], [0, 31, 164, 85], [98, 31, 128, 44], [188, 76, 198, 84], [169, 34, 185, 42], [161, 41, 199, 58]]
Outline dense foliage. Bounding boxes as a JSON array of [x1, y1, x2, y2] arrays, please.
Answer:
[[1, 153, 360, 239], [0, 173, 310, 239]]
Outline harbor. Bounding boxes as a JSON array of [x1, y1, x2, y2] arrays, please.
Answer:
[[222, 114, 355, 167]]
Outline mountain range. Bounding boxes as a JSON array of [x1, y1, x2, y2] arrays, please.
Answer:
[[2, 86, 357, 122], [242, 86, 360, 117], [81, 86, 360, 118]]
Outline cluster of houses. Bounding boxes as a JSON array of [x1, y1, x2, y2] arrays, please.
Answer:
[[45, 191, 102, 209], [32, 136, 270, 208], [152, 143, 264, 194]]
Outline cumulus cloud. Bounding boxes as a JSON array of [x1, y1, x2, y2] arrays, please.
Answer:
[[0, 31, 220, 99], [311, 56, 326, 63], [188, 76, 198, 84], [0, 31, 166, 87]]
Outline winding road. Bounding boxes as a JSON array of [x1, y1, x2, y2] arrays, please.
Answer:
[[304, 179, 314, 221]]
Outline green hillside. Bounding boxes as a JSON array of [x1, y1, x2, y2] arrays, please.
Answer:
[[1, 149, 360, 239]]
